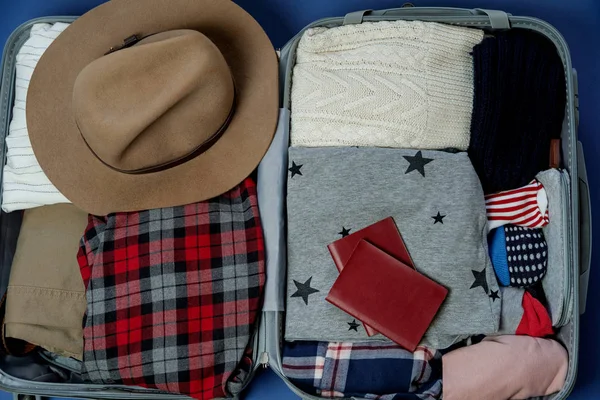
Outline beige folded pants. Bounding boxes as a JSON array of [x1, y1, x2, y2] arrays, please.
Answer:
[[4, 204, 88, 359]]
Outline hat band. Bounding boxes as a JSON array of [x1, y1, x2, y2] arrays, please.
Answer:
[[77, 90, 236, 175]]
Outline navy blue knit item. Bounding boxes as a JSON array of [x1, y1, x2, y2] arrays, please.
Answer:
[[488, 225, 548, 288], [468, 30, 566, 194]]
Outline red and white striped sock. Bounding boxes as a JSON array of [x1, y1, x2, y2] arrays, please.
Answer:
[[485, 180, 549, 231]]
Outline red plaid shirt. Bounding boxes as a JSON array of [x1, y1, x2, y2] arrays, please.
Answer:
[[77, 177, 265, 399]]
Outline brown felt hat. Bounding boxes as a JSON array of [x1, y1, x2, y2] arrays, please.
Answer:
[[27, 0, 278, 215]]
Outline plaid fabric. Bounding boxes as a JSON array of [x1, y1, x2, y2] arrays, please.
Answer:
[[282, 341, 442, 400], [226, 343, 254, 395], [77, 177, 265, 400]]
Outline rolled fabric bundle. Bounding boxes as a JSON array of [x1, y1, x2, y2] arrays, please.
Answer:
[[468, 30, 566, 194], [282, 341, 442, 399], [497, 287, 553, 337], [442, 335, 568, 400], [488, 225, 548, 288], [485, 179, 549, 231]]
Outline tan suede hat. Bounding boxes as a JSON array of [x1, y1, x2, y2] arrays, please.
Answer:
[[27, 0, 278, 215]]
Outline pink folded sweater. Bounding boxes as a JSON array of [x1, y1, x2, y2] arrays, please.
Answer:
[[443, 335, 568, 400]]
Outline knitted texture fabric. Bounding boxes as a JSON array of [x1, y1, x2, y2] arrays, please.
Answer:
[[516, 291, 553, 337], [290, 21, 483, 150], [468, 30, 566, 194], [497, 287, 552, 337], [488, 227, 510, 285], [485, 179, 549, 231], [488, 226, 548, 288]]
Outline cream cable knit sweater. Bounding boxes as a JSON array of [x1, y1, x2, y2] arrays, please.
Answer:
[[290, 21, 484, 150]]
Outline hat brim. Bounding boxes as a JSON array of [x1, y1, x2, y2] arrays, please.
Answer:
[[27, 0, 279, 215]]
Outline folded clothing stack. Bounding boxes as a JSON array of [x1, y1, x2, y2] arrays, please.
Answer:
[[282, 341, 442, 399], [285, 147, 500, 349], [468, 30, 566, 194], [283, 20, 571, 400], [77, 178, 266, 399], [2, 23, 71, 213], [291, 20, 483, 150], [2, 204, 87, 359]]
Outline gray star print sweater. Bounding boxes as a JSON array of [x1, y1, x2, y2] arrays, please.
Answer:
[[285, 147, 500, 349]]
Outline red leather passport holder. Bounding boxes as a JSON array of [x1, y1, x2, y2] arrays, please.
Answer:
[[328, 216, 413, 269], [327, 217, 413, 336], [326, 240, 447, 351]]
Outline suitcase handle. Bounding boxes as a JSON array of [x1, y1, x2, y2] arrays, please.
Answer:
[[577, 140, 592, 314], [343, 7, 510, 29]]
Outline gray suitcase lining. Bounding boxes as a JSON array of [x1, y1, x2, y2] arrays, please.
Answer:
[[0, 8, 590, 400]]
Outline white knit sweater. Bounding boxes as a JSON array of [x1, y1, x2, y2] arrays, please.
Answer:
[[290, 21, 484, 150]]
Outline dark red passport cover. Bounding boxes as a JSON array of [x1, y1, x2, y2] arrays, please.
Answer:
[[328, 217, 413, 269], [326, 240, 447, 351], [327, 217, 414, 336]]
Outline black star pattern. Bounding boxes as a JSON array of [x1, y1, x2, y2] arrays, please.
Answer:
[[348, 319, 360, 332], [470, 269, 489, 294], [489, 290, 500, 302], [403, 151, 434, 177], [338, 227, 351, 237], [291, 277, 319, 305], [432, 212, 446, 224], [288, 161, 303, 178]]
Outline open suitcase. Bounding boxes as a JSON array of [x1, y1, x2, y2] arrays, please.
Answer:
[[0, 5, 592, 400]]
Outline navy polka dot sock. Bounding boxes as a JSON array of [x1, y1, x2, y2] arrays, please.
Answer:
[[489, 225, 548, 288]]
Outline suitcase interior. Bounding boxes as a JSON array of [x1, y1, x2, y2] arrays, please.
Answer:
[[0, 8, 592, 400]]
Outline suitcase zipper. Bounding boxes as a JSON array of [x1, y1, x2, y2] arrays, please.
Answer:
[[557, 170, 573, 327], [256, 311, 270, 369], [259, 351, 269, 368]]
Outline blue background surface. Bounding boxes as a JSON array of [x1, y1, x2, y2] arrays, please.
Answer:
[[0, 0, 598, 399]]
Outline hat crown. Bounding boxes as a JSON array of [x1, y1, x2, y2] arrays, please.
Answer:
[[72, 29, 235, 173]]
